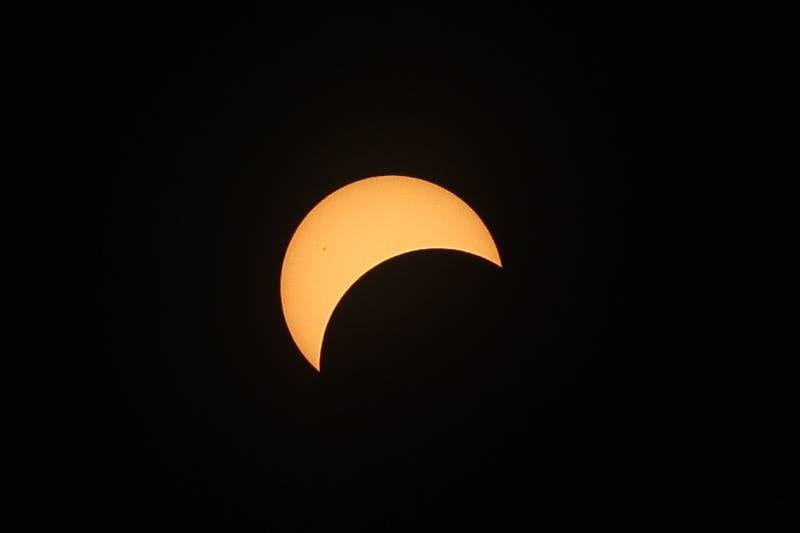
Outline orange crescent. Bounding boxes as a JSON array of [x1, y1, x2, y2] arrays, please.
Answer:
[[280, 175, 502, 371]]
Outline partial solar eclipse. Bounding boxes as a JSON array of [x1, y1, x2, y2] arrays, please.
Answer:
[[280, 175, 502, 371]]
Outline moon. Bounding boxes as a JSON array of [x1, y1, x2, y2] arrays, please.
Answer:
[[280, 175, 502, 371]]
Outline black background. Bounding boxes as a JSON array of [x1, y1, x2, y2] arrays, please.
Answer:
[[11, 5, 727, 531]]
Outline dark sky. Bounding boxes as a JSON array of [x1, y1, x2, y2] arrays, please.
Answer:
[[11, 5, 726, 531]]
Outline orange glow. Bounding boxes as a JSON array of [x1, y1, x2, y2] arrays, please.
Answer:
[[280, 175, 502, 371]]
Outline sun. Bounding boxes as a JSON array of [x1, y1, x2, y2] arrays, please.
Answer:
[[280, 175, 502, 371]]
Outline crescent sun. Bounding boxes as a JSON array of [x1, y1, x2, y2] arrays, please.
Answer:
[[280, 175, 502, 371]]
